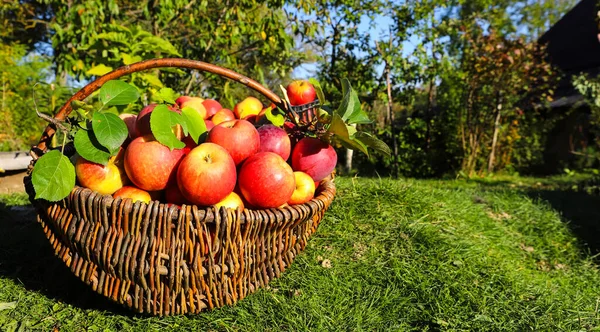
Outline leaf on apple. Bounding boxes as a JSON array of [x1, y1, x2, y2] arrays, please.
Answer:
[[91, 112, 128, 155], [264, 105, 286, 127], [154, 87, 180, 105], [73, 125, 112, 165], [150, 104, 186, 150], [337, 79, 371, 125], [98, 80, 140, 106], [353, 132, 391, 157], [31, 150, 76, 202], [309, 78, 326, 104], [181, 106, 207, 144], [327, 114, 369, 156]]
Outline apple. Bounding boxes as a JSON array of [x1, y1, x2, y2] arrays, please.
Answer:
[[238, 152, 295, 209], [211, 108, 236, 125], [136, 104, 180, 136], [182, 135, 198, 155], [234, 96, 262, 120], [286, 80, 316, 106], [205, 119, 215, 131], [165, 183, 190, 205], [257, 124, 291, 161], [214, 192, 245, 211], [202, 99, 223, 119], [124, 135, 186, 191], [119, 113, 139, 139], [176, 96, 207, 119], [113, 186, 151, 204], [75, 153, 129, 195], [207, 119, 260, 165], [287, 171, 315, 205], [177, 142, 237, 206], [291, 137, 337, 182]]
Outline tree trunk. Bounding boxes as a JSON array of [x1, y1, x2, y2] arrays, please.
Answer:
[[385, 63, 399, 178], [345, 148, 354, 173], [487, 95, 503, 173]]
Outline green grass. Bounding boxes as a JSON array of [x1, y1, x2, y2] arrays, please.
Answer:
[[1, 176, 600, 331]]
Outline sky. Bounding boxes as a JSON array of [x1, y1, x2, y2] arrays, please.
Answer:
[[289, 9, 425, 80]]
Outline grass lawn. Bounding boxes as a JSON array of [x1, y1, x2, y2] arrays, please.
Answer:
[[1, 175, 600, 331]]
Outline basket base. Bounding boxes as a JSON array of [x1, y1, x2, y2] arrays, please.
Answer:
[[26, 177, 335, 315]]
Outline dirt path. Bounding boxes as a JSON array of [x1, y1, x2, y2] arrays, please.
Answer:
[[0, 170, 27, 194]]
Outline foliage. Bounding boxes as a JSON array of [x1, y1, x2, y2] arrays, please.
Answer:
[[449, 28, 555, 175], [0, 43, 57, 152], [23, 0, 311, 108]]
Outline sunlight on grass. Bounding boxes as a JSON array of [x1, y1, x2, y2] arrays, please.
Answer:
[[0, 177, 599, 330]]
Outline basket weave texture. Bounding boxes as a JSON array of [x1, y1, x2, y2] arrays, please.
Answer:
[[23, 58, 336, 315]]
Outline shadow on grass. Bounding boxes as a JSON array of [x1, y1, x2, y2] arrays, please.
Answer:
[[0, 201, 129, 314], [473, 176, 600, 257], [526, 189, 600, 257]]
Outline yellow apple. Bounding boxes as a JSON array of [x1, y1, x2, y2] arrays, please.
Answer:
[[75, 153, 129, 195], [214, 191, 245, 211], [287, 171, 315, 205]]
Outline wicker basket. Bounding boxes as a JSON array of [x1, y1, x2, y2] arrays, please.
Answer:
[[23, 58, 336, 316]]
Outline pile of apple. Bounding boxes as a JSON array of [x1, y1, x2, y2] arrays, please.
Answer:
[[74, 80, 337, 211]]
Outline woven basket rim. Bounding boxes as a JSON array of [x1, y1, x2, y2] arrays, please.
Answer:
[[24, 171, 336, 224]]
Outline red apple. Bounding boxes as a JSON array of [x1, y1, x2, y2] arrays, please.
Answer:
[[136, 104, 180, 136], [211, 108, 236, 125], [287, 171, 315, 205], [286, 80, 316, 106], [238, 152, 295, 209], [234, 97, 262, 120], [207, 119, 260, 165], [257, 124, 291, 161], [113, 186, 151, 204], [124, 135, 186, 191], [165, 183, 190, 205], [291, 137, 337, 182], [214, 192, 245, 211], [119, 113, 140, 139], [177, 143, 237, 206], [205, 119, 215, 131], [75, 153, 129, 195], [202, 99, 223, 119], [176, 96, 207, 119]]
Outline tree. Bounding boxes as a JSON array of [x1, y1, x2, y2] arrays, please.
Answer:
[[2, 0, 312, 107], [0, 43, 60, 151]]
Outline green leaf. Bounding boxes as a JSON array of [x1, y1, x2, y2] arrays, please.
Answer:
[[140, 73, 164, 88], [74, 128, 111, 165], [92, 112, 128, 155], [122, 53, 142, 65], [309, 78, 326, 104], [155, 88, 179, 105], [328, 113, 350, 139], [99, 80, 140, 106], [150, 105, 185, 150], [31, 150, 76, 202], [264, 106, 285, 127], [337, 79, 371, 125], [353, 131, 391, 157], [339, 136, 369, 156], [181, 106, 207, 144], [328, 113, 368, 155], [86, 64, 113, 76]]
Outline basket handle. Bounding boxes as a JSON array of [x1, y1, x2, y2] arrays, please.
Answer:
[[32, 58, 286, 157]]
